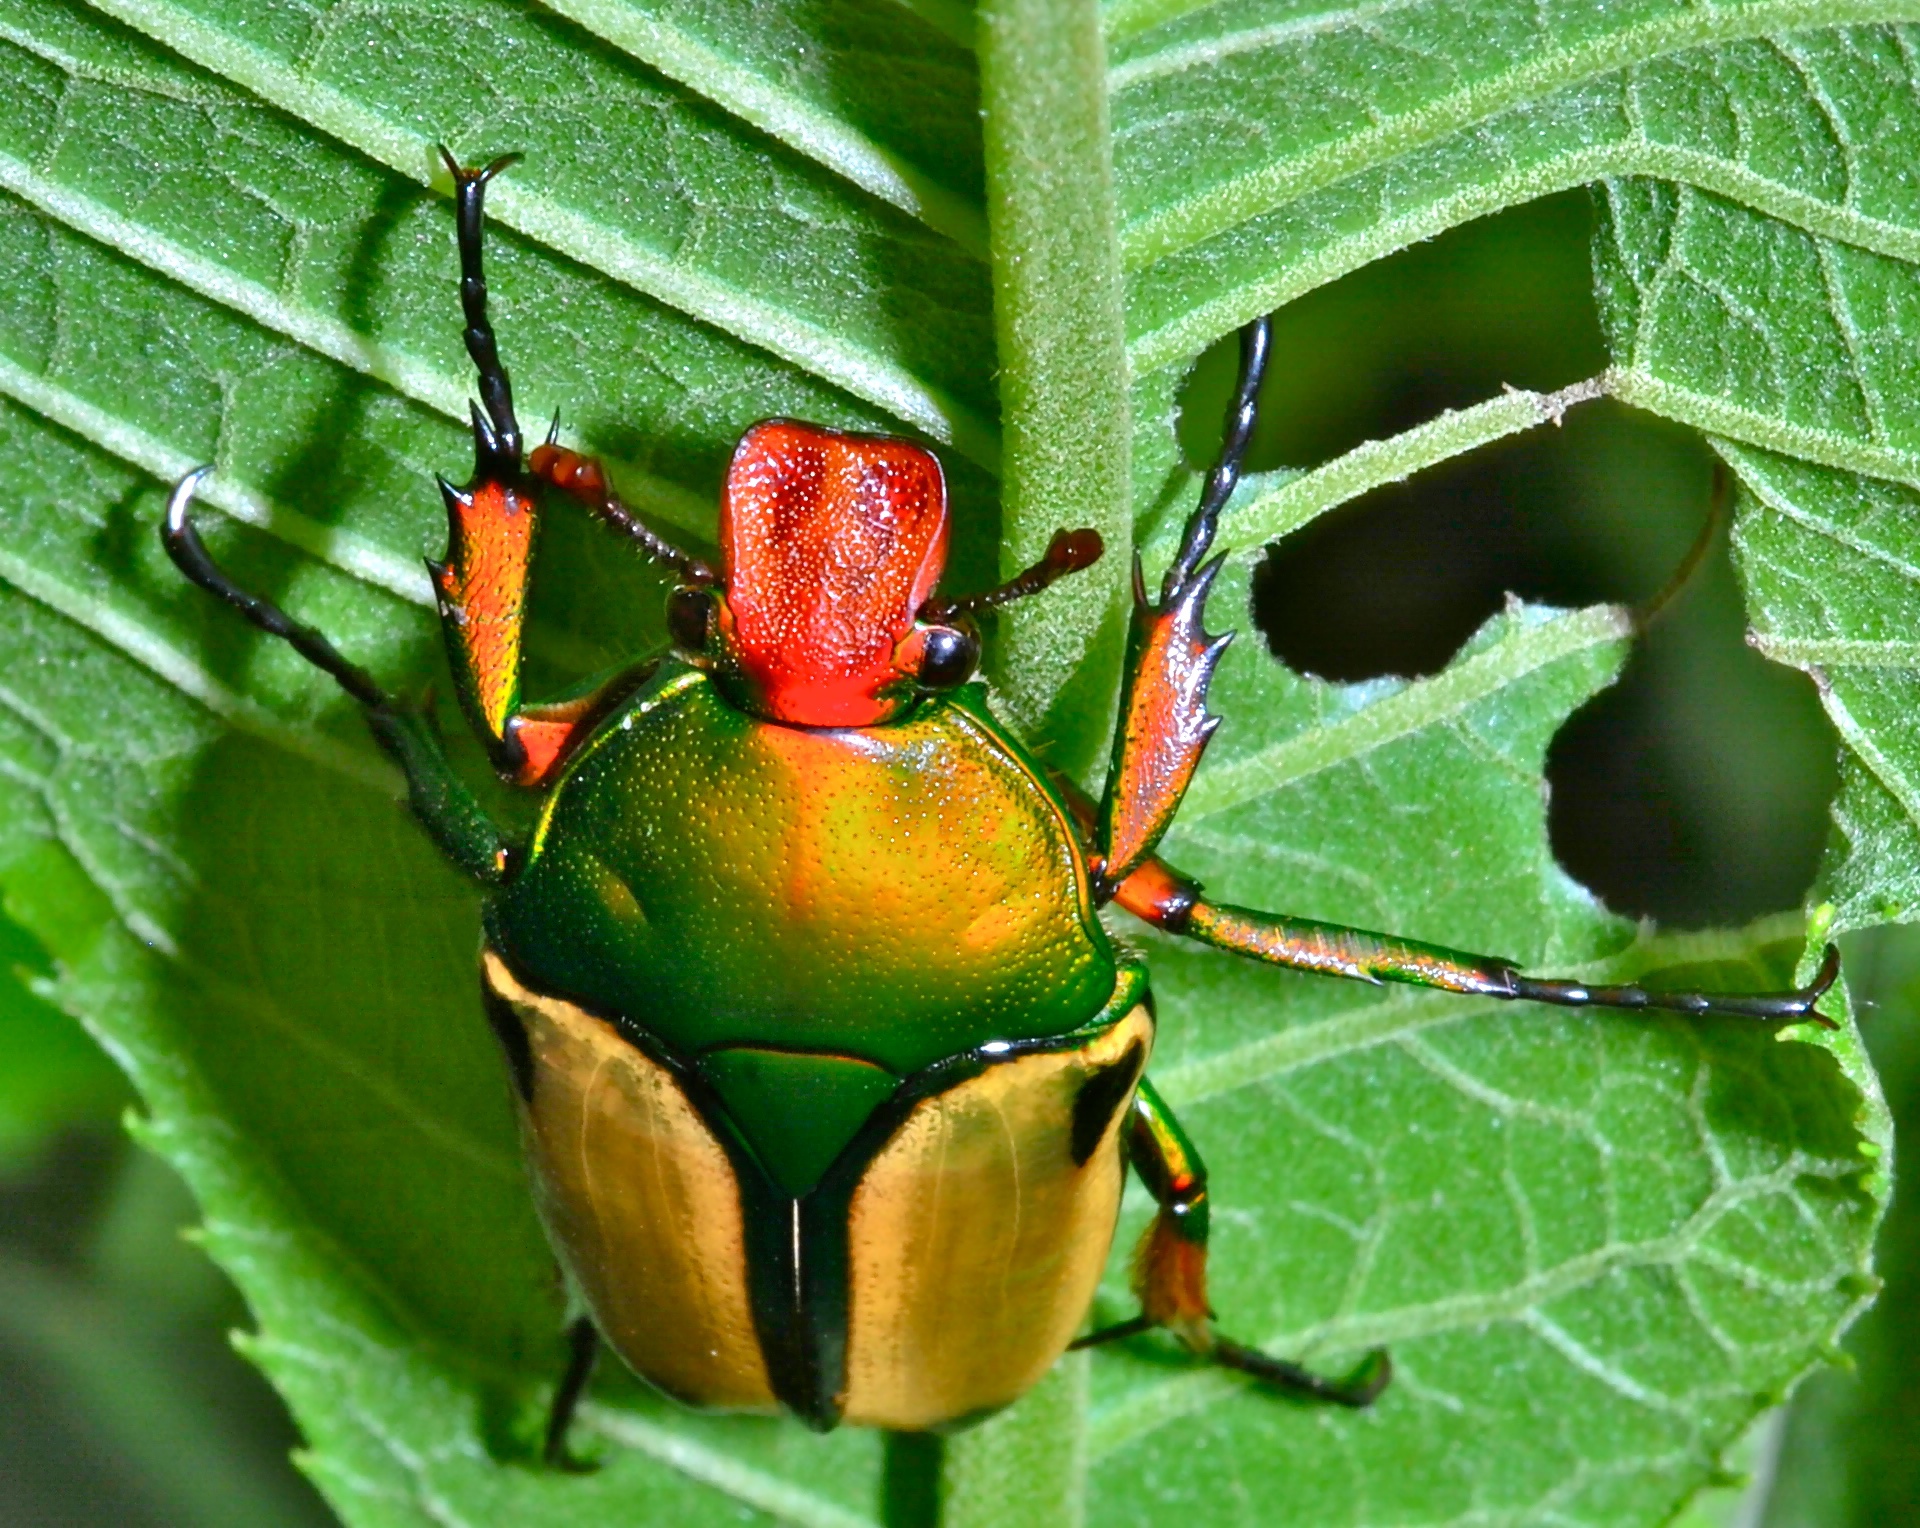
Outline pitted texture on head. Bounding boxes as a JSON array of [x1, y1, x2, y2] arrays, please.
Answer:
[[721, 421, 948, 725]]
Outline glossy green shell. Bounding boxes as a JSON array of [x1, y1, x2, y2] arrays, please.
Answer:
[[489, 662, 1117, 1071]]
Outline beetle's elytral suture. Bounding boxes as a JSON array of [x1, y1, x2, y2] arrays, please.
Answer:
[[1094, 318, 1273, 897]]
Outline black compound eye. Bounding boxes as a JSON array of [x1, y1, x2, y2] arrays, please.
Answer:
[[916, 625, 978, 690], [667, 585, 716, 652]]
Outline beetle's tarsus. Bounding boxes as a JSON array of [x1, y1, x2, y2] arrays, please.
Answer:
[[442, 147, 524, 477], [1211, 1339, 1391, 1409], [1160, 315, 1270, 603], [543, 1316, 601, 1470], [165, 470, 514, 886], [1504, 940, 1842, 1027], [1071, 1314, 1392, 1410]]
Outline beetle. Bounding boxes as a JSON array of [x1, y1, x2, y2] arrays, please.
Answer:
[[162, 152, 1841, 1450]]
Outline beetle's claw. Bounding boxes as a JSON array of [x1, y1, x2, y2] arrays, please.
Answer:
[[543, 1442, 601, 1475]]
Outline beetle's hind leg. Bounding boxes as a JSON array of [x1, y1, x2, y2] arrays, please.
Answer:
[[542, 1316, 600, 1470], [1109, 851, 1842, 1025], [1073, 1076, 1390, 1409], [163, 472, 511, 885]]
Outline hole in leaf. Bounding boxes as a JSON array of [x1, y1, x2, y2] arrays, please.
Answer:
[[1177, 193, 1835, 926]]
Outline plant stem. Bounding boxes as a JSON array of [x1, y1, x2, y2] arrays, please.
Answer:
[[939, 1351, 1089, 1528], [976, 0, 1131, 774]]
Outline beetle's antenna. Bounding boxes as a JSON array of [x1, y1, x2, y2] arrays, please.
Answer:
[[1160, 316, 1272, 603], [919, 527, 1104, 624], [440, 146, 524, 480], [528, 443, 721, 585], [163, 469, 390, 710]]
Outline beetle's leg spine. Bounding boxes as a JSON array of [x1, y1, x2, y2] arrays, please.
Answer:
[[163, 472, 512, 885], [1093, 318, 1271, 894], [1112, 1078, 1390, 1409]]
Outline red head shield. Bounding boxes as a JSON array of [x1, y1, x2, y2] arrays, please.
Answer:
[[718, 421, 950, 726]]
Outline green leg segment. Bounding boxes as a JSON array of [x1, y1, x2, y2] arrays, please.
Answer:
[[1074, 1077, 1389, 1408]]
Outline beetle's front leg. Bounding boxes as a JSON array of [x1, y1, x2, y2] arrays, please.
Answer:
[[1092, 318, 1269, 895], [163, 474, 511, 885], [1077, 1077, 1390, 1407], [430, 151, 582, 789]]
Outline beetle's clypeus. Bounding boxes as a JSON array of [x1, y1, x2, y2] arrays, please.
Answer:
[[164, 152, 1841, 1450]]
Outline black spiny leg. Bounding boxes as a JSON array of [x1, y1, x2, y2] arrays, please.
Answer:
[[162, 471, 511, 885], [544, 1316, 600, 1470]]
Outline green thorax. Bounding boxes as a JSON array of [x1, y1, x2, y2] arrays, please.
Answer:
[[486, 663, 1118, 1088]]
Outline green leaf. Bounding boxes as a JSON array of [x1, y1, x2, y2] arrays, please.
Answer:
[[1750, 924, 1920, 1527], [0, 1, 1906, 1525], [1593, 173, 1920, 935], [0, 904, 127, 1161]]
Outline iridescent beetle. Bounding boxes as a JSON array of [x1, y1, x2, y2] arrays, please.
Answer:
[[164, 154, 1840, 1448]]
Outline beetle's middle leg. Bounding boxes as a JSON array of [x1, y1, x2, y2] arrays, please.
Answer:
[[542, 1315, 600, 1469], [1074, 1077, 1390, 1408], [162, 474, 511, 885], [1109, 850, 1842, 1024]]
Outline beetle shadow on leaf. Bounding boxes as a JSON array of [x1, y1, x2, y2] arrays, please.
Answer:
[[157, 729, 568, 1435], [256, 176, 426, 534]]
